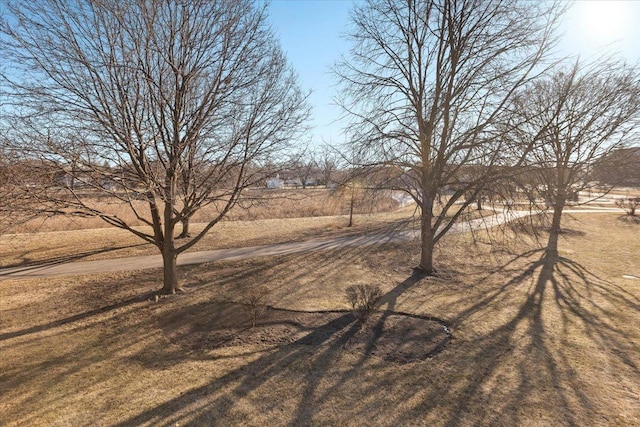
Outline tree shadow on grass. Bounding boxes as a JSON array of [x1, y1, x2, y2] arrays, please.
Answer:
[[1, 219, 425, 426], [99, 235, 640, 425], [133, 228, 640, 425], [111, 270, 428, 427], [0, 293, 154, 341], [616, 214, 640, 225], [3, 215, 639, 425], [0, 272, 164, 425], [437, 248, 640, 426], [1, 216, 408, 342]]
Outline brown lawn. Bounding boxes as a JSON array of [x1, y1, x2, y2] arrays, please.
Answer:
[[0, 211, 639, 426]]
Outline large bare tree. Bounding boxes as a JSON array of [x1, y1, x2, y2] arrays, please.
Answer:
[[0, 0, 309, 294], [336, 0, 562, 274], [509, 60, 640, 254]]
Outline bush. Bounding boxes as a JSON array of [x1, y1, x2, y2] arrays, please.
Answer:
[[242, 285, 271, 328], [345, 284, 383, 322], [616, 197, 639, 216]]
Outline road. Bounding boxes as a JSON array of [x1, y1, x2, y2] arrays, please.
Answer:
[[0, 208, 622, 280]]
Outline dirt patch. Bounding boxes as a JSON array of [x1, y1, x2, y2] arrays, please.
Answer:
[[345, 312, 451, 364], [161, 302, 450, 364]]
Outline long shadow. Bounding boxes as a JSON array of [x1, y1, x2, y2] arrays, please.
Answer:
[[0, 292, 154, 341], [112, 313, 361, 426], [286, 270, 427, 427], [0, 272, 166, 426], [442, 251, 559, 426], [1, 218, 426, 426], [110, 266, 428, 427], [2, 218, 403, 343], [10, 215, 636, 425], [441, 245, 640, 426], [36, 219, 427, 425], [0, 218, 412, 280], [117, 219, 637, 426], [182, 217, 414, 298]]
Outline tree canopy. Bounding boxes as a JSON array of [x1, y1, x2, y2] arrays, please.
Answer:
[[0, 0, 310, 293]]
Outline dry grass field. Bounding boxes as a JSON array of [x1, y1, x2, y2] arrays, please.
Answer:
[[0, 187, 507, 272], [3, 188, 399, 234], [0, 208, 420, 269], [1, 209, 639, 426], [0, 188, 416, 268]]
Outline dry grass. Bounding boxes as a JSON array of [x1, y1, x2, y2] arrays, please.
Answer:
[[1, 212, 639, 426], [600, 187, 640, 197], [0, 188, 415, 268], [4, 188, 399, 234], [0, 194, 491, 270], [0, 207, 418, 269]]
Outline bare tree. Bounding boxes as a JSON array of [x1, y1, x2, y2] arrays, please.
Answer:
[[0, 0, 309, 294], [509, 60, 640, 254], [336, 0, 562, 274], [317, 145, 339, 187], [288, 151, 319, 189]]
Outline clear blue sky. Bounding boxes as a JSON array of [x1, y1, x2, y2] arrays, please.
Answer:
[[267, 0, 353, 149], [266, 0, 640, 150]]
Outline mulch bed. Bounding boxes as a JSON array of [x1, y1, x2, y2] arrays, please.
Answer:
[[163, 302, 451, 364]]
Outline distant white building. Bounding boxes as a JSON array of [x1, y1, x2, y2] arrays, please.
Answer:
[[266, 177, 284, 189]]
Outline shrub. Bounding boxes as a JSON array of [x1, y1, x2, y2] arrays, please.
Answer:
[[345, 284, 383, 322], [616, 197, 639, 216], [242, 285, 271, 328]]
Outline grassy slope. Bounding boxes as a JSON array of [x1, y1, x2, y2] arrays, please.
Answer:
[[0, 213, 639, 426]]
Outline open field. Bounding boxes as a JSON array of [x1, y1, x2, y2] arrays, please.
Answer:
[[0, 208, 418, 269], [1, 212, 639, 426], [0, 199, 493, 270], [0, 188, 419, 269], [4, 183, 633, 270], [2, 188, 401, 234]]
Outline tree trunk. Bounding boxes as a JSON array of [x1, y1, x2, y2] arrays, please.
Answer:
[[160, 245, 179, 294], [347, 186, 355, 227], [476, 197, 482, 211], [177, 216, 191, 239], [161, 189, 179, 294], [546, 198, 564, 256], [418, 203, 435, 274]]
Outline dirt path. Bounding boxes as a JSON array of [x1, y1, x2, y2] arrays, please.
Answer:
[[0, 208, 621, 279]]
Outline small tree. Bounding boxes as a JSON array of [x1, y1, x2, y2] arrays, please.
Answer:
[[242, 285, 271, 328], [317, 145, 339, 187], [288, 152, 319, 189]]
